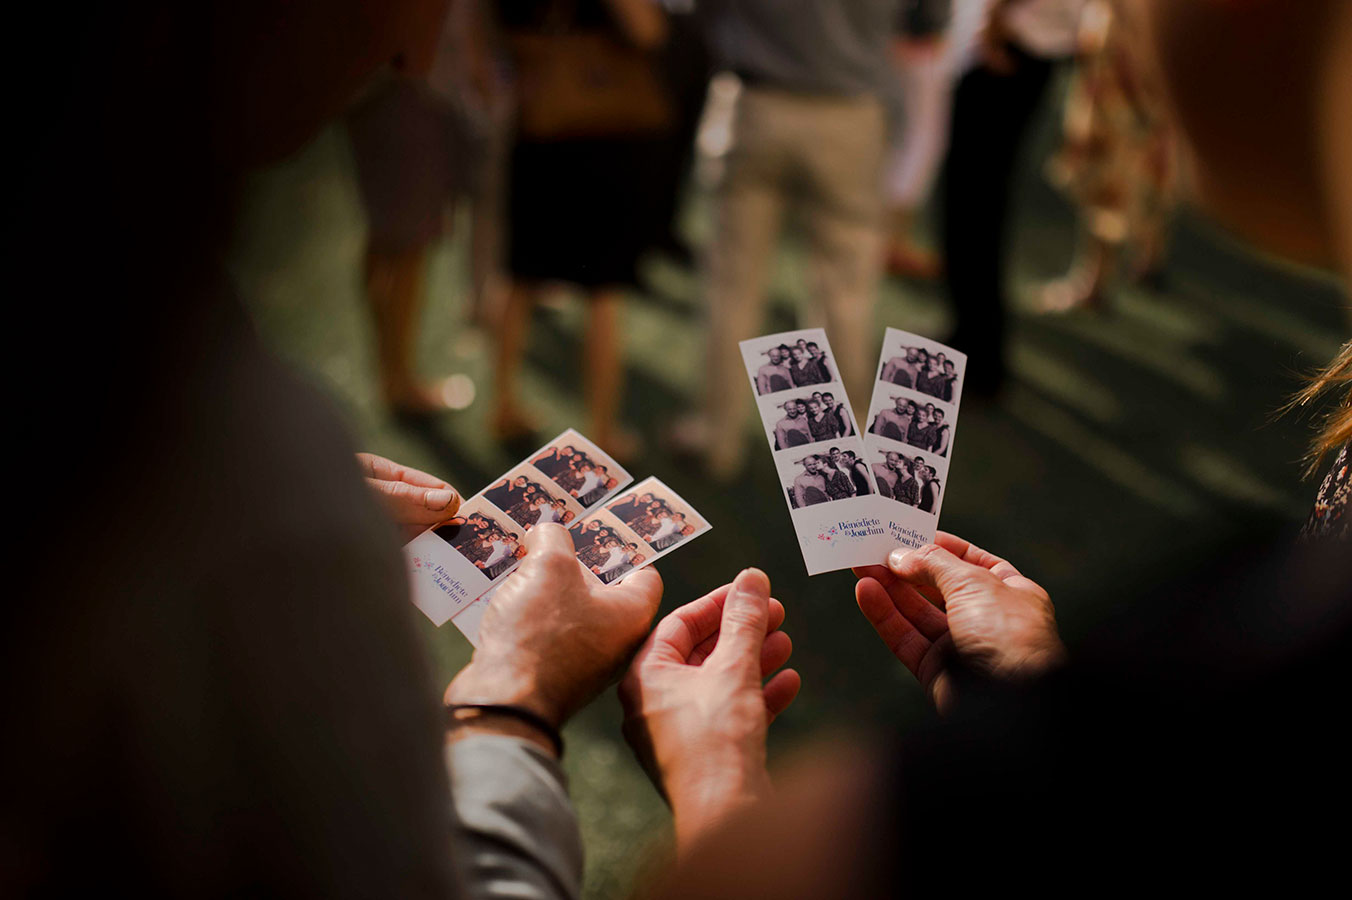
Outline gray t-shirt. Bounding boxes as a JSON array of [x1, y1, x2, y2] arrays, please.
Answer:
[[703, 0, 901, 96]]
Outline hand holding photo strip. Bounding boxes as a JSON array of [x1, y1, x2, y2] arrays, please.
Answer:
[[403, 429, 633, 627], [741, 328, 966, 575], [448, 477, 712, 646]]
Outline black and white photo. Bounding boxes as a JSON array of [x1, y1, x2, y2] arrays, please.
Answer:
[[866, 391, 953, 456], [740, 329, 839, 395], [876, 335, 964, 402], [777, 444, 875, 509], [871, 448, 943, 514], [759, 390, 857, 450]]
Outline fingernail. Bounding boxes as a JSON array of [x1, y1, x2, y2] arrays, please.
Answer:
[[426, 489, 457, 510], [735, 567, 769, 594], [888, 547, 912, 570]]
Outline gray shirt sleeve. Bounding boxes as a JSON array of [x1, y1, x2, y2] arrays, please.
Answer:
[[446, 735, 584, 900]]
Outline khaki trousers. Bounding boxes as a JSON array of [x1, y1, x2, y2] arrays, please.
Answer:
[[703, 86, 886, 475]]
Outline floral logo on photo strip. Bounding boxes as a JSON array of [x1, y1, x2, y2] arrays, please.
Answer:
[[412, 556, 424, 568], [812, 516, 888, 546]]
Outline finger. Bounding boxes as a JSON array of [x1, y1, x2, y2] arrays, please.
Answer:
[[709, 568, 771, 665], [856, 577, 932, 678], [369, 477, 460, 523], [888, 544, 998, 600], [763, 668, 801, 723], [852, 564, 893, 584], [519, 523, 585, 578], [607, 566, 664, 623], [858, 560, 945, 608], [648, 583, 733, 662], [759, 629, 792, 678], [883, 578, 948, 641], [686, 597, 786, 666], [357, 452, 452, 489], [935, 532, 1024, 580], [1005, 573, 1051, 602]]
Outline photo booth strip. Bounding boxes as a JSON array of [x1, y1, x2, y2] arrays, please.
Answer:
[[448, 478, 712, 647], [740, 328, 966, 575], [862, 328, 966, 524], [575, 477, 712, 580], [403, 429, 634, 626]]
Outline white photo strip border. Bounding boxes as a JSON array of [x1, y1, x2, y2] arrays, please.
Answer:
[[740, 327, 966, 575]]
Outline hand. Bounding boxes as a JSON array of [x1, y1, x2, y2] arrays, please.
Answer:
[[619, 569, 801, 851], [854, 532, 1063, 712], [358, 452, 460, 541], [446, 524, 663, 740]]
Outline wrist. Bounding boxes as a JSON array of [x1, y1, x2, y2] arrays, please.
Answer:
[[444, 703, 563, 758], [447, 656, 567, 727], [664, 752, 772, 851]]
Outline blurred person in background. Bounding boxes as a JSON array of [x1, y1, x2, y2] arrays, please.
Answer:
[[1039, 0, 1177, 312], [645, 0, 714, 268], [883, 0, 953, 281], [348, 0, 504, 413], [941, 0, 1088, 395], [490, 0, 671, 456], [678, 0, 899, 478]]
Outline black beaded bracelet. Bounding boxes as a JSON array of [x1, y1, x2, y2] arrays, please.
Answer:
[[445, 702, 565, 758]]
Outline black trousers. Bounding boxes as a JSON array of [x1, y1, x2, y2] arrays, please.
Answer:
[[941, 46, 1057, 379]]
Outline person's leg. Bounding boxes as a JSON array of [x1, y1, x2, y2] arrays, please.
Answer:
[[941, 52, 1054, 391], [584, 288, 636, 458], [799, 96, 888, 414], [696, 88, 787, 477], [942, 66, 1009, 378], [365, 243, 438, 409], [886, 40, 954, 279], [467, 100, 513, 329], [350, 79, 467, 412], [490, 279, 540, 438]]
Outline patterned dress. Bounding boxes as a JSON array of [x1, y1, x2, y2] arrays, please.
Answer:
[[916, 369, 947, 399], [808, 413, 838, 443], [555, 467, 585, 494], [825, 469, 855, 501], [1301, 443, 1350, 542], [895, 476, 920, 507], [908, 421, 937, 451]]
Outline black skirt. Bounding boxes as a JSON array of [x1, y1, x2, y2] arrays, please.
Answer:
[[507, 136, 663, 288]]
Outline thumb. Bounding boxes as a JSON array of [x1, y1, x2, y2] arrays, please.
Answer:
[[709, 567, 770, 665], [610, 566, 664, 623], [519, 523, 580, 577], [887, 544, 994, 601]]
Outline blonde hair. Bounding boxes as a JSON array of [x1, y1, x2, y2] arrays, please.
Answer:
[[1288, 341, 1352, 476]]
